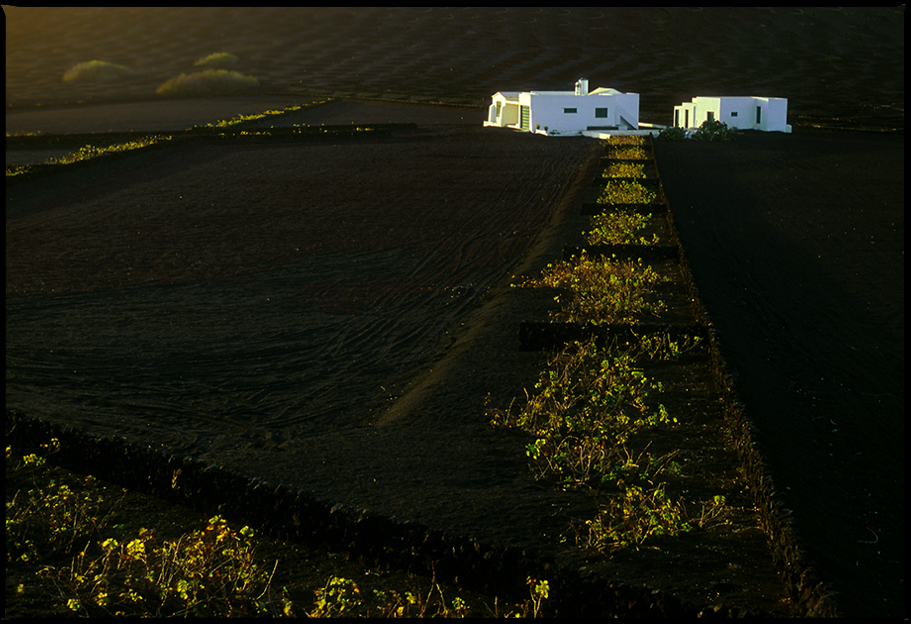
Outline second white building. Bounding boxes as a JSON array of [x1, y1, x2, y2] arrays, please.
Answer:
[[673, 96, 792, 133]]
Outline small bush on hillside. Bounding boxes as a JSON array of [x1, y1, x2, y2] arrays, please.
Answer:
[[194, 52, 239, 67], [63, 61, 134, 82], [156, 69, 258, 96]]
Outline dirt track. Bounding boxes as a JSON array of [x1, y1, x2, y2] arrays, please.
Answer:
[[6, 116, 597, 437]]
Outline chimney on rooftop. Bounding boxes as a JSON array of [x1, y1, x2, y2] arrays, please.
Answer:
[[575, 78, 589, 95]]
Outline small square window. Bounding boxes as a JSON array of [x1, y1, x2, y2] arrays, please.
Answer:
[[595, 108, 608, 118], [563, 108, 577, 114], [730, 111, 739, 117]]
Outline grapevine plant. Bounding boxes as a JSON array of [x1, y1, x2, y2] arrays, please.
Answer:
[[492, 135, 718, 552]]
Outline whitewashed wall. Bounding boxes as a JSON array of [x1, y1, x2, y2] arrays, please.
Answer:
[[526, 91, 639, 135], [674, 96, 791, 133]]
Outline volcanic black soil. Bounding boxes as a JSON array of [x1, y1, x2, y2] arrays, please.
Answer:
[[6, 6, 904, 618]]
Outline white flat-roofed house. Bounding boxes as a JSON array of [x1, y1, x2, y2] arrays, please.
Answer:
[[674, 96, 792, 133], [484, 78, 640, 137]]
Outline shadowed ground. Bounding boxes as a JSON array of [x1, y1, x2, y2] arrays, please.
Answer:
[[5, 6, 904, 617]]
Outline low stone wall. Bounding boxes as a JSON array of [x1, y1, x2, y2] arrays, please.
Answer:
[[7, 408, 759, 617], [658, 148, 840, 618]]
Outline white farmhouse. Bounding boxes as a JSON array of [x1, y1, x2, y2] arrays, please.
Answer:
[[673, 96, 792, 133], [484, 78, 641, 137]]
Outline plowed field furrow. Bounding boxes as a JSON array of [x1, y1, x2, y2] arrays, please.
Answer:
[[7, 124, 595, 443]]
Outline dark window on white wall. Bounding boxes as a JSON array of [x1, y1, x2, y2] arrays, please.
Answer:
[[595, 107, 608, 118], [563, 108, 577, 114], [730, 111, 738, 117]]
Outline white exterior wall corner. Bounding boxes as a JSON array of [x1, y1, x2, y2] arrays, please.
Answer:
[[764, 97, 792, 132], [696, 97, 721, 128], [615, 92, 640, 129], [486, 102, 497, 124]]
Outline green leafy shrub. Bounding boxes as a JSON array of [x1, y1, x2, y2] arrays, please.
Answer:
[[46, 515, 292, 617], [602, 161, 646, 178], [596, 180, 657, 205], [6, 438, 124, 565], [490, 339, 674, 487], [7, 435, 548, 618], [693, 119, 739, 141], [6, 476, 121, 564], [516, 255, 667, 323], [605, 145, 650, 159], [657, 126, 688, 141], [310, 572, 549, 618], [491, 146, 723, 552], [310, 576, 362, 617], [586, 211, 658, 246], [582, 482, 691, 551], [604, 136, 646, 146], [489, 336, 692, 549]]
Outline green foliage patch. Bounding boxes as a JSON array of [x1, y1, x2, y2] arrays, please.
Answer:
[[657, 120, 739, 142], [490, 135, 723, 553], [596, 180, 657, 205], [516, 255, 668, 324], [489, 334, 702, 551], [6, 435, 551, 617], [586, 210, 658, 246], [692, 119, 739, 141], [604, 145, 650, 159], [657, 126, 688, 141], [490, 337, 675, 488], [49, 516, 291, 617], [602, 161, 646, 178]]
